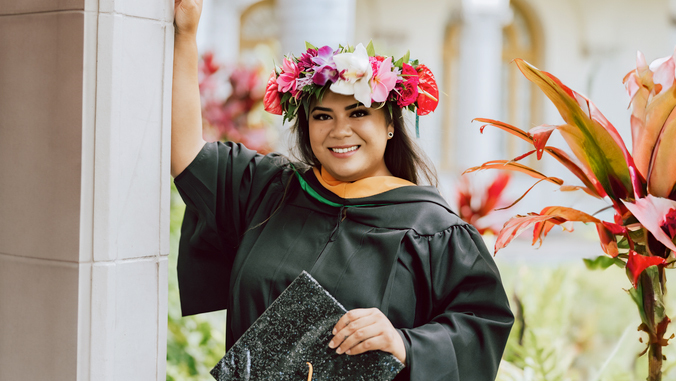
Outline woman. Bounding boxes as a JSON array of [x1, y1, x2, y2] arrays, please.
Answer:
[[172, 1, 514, 380]]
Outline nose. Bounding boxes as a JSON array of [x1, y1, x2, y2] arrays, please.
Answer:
[[329, 117, 353, 139]]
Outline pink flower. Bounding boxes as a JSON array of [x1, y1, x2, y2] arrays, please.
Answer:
[[264, 72, 283, 115], [298, 49, 318, 70], [369, 56, 397, 103], [311, 46, 339, 86], [277, 57, 301, 96], [396, 63, 419, 107]]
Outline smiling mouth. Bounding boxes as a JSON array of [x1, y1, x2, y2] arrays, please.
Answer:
[[330, 146, 360, 154]]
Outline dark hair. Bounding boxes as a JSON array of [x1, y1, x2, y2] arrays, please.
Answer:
[[290, 101, 438, 186]]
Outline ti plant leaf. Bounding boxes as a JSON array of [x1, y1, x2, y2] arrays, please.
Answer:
[[514, 59, 642, 202]]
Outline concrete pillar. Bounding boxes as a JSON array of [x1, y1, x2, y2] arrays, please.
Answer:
[[0, 1, 173, 380], [670, 0, 676, 49], [454, 0, 511, 171], [277, 0, 355, 56], [197, 0, 245, 62]]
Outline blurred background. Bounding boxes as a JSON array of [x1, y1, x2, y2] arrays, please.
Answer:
[[167, 0, 676, 380]]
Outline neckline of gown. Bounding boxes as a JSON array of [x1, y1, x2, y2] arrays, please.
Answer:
[[294, 165, 454, 213], [312, 167, 415, 199]]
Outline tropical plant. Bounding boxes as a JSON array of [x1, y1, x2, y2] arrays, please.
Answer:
[[199, 52, 274, 153], [466, 51, 676, 380], [167, 182, 226, 380], [456, 172, 512, 235]]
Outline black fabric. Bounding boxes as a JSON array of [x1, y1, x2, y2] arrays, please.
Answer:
[[174, 141, 514, 381]]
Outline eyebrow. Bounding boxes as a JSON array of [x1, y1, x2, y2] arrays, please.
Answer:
[[311, 103, 364, 113]]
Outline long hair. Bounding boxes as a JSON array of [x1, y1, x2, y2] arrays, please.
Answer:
[[290, 101, 438, 186]]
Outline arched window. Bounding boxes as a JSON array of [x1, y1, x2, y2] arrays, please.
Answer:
[[500, 0, 543, 163], [239, 0, 280, 62], [441, 19, 462, 171], [442, 0, 542, 171]]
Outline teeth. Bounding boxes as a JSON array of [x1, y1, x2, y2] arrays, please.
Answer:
[[331, 146, 358, 154]]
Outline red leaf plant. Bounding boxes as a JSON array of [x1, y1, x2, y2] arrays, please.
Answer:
[[456, 172, 512, 235], [199, 52, 274, 154], [468, 52, 676, 380]]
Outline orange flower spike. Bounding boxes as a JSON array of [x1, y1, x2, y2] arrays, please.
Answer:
[[626, 250, 666, 288]]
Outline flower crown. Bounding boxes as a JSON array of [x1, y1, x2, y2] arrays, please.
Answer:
[[263, 42, 439, 126]]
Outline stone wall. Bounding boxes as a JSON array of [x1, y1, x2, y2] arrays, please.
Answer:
[[0, 1, 173, 379]]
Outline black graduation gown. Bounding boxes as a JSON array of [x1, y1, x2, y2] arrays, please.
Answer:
[[174, 141, 514, 381]]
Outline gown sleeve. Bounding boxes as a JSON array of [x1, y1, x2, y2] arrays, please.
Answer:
[[396, 223, 513, 381], [173, 141, 288, 316]]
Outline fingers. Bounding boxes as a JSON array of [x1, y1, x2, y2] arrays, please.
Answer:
[[328, 308, 391, 352], [328, 308, 407, 364], [329, 309, 373, 349], [174, 0, 203, 36], [336, 321, 389, 355]]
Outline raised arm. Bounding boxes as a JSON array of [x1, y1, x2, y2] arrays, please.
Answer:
[[172, 0, 206, 177]]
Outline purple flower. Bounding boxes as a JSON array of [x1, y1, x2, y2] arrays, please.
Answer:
[[311, 45, 339, 86], [298, 49, 317, 70]]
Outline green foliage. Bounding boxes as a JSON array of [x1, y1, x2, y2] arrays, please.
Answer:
[[366, 40, 376, 57], [166, 182, 226, 381], [583, 255, 618, 271], [495, 262, 676, 381]]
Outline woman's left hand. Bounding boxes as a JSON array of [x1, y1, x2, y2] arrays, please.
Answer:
[[328, 308, 406, 365]]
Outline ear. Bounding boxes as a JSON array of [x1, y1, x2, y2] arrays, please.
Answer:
[[386, 123, 394, 138]]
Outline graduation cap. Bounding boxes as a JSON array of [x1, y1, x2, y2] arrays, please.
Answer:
[[210, 271, 405, 380]]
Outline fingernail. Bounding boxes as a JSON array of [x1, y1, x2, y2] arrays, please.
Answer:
[[336, 348, 343, 354], [332, 328, 336, 335], [328, 341, 335, 348], [346, 350, 351, 355]]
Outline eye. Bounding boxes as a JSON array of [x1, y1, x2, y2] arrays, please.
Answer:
[[350, 109, 369, 118], [312, 113, 332, 121]]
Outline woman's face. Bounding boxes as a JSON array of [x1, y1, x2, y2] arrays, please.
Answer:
[[309, 91, 394, 182]]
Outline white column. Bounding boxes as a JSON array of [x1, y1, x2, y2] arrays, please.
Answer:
[[670, 0, 676, 49], [277, 0, 355, 56], [454, 0, 511, 171], [197, 0, 245, 62], [0, 1, 172, 380]]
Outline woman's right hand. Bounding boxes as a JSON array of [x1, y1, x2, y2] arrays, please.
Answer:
[[174, 0, 203, 37]]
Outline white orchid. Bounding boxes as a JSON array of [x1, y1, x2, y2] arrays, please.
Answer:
[[330, 43, 374, 107]]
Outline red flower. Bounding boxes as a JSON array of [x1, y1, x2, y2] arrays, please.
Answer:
[[298, 48, 318, 70], [396, 63, 419, 108], [263, 72, 283, 115], [415, 64, 439, 115], [199, 51, 220, 76]]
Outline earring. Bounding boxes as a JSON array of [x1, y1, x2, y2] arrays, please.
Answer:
[[387, 132, 394, 138]]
